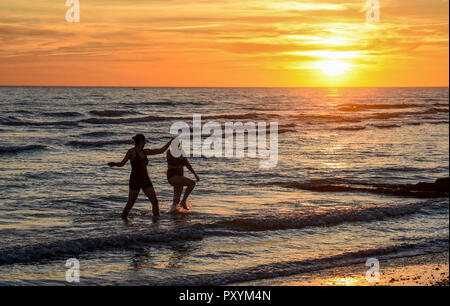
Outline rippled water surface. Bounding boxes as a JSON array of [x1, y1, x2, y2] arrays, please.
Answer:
[[0, 87, 448, 285]]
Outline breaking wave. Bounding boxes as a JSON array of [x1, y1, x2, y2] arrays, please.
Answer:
[[0, 200, 443, 265], [207, 201, 444, 232]]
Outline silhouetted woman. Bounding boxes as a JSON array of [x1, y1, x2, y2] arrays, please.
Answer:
[[166, 139, 200, 210], [108, 134, 174, 219]]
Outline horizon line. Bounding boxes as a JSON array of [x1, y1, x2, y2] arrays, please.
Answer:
[[1, 85, 449, 89]]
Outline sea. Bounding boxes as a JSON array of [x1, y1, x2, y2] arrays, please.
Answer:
[[0, 86, 448, 285]]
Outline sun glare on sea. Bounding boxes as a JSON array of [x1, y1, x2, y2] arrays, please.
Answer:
[[323, 276, 366, 286], [315, 60, 351, 76]]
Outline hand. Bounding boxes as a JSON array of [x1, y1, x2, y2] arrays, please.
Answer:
[[195, 175, 200, 182], [108, 162, 116, 167]]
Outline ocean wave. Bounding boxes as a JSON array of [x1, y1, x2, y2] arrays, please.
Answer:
[[0, 200, 444, 265], [433, 102, 449, 107], [294, 108, 444, 124], [120, 100, 207, 107], [1, 117, 79, 127], [432, 107, 449, 113], [189, 122, 295, 137], [424, 98, 447, 102], [89, 110, 141, 117], [79, 131, 117, 138], [15, 110, 32, 114], [0, 144, 47, 155], [405, 121, 422, 126], [243, 106, 285, 111], [368, 109, 440, 120], [270, 177, 449, 198], [81, 113, 276, 125], [81, 115, 164, 124], [0, 228, 210, 266], [369, 123, 402, 129], [42, 111, 83, 118], [201, 113, 278, 121], [67, 139, 132, 148], [295, 114, 362, 123], [137, 101, 177, 106], [428, 120, 449, 125], [338, 103, 423, 112], [333, 123, 402, 131], [277, 127, 296, 134], [207, 201, 441, 232], [374, 166, 426, 173], [333, 125, 366, 131], [136, 237, 449, 285]]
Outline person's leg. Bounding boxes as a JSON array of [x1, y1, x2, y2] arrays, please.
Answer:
[[122, 189, 140, 219], [169, 176, 196, 209], [180, 179, 196, 209], [143, 186, 160, 216], [173, 186, 183, 207]]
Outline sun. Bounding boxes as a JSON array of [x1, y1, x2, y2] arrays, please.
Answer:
[[315, 60, 351, 76]]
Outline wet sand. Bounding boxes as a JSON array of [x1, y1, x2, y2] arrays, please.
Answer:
[[234, 252, 449, 286]]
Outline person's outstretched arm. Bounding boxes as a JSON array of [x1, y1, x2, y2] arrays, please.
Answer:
[[144, 137, 175, 156], [185, 159, 200, 181], [108, 149, 132, 167]]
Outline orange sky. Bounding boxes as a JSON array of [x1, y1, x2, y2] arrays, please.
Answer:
[[0, 0, 448, 86]]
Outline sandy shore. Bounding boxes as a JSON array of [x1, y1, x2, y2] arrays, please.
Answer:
[[234, 252, 449, 286]]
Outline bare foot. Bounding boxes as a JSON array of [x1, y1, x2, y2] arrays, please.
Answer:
[[180, 200, 189, 210]]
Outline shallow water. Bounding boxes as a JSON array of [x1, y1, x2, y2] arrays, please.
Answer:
[[0, 87, 448, 285]]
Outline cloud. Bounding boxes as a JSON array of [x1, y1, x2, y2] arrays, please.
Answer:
[[0, 0, 448, 85]]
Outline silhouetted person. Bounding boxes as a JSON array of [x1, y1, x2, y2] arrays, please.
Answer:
[[166, 139, 200, 210], [108, 134, 174, 219]]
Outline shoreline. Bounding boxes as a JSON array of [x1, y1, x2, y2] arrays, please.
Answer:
[[233, 251, 449, 286]]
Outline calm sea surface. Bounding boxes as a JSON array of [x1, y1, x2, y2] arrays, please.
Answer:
[[0, 87, 448, 285]]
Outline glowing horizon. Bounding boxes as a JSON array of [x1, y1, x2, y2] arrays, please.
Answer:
[[0, 0, 448, 87]]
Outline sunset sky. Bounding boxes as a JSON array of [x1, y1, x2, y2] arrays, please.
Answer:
[[0, 0, 448, 87]]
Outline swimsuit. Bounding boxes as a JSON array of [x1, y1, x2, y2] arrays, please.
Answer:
[[167, 152, 187, 181], [129, 148, 153, 191]]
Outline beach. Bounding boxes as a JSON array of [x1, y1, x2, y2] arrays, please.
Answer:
[[234, 252, 449, 286]]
